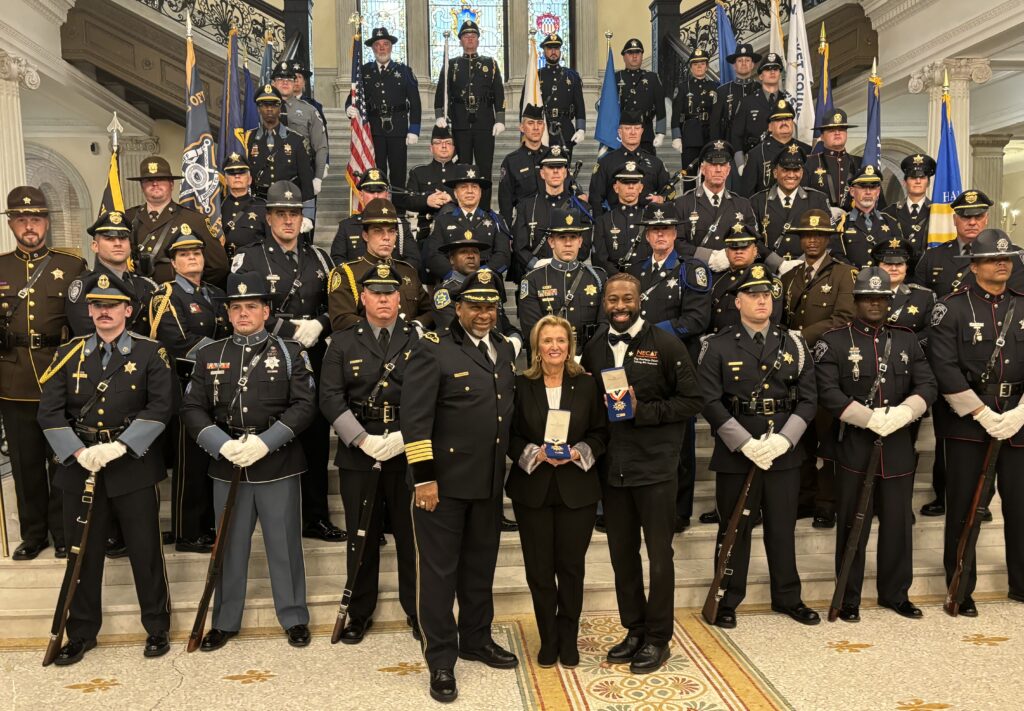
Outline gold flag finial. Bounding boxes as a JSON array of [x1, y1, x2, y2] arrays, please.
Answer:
[[819, 22, 827, 48], [185, 9, 192, 38]]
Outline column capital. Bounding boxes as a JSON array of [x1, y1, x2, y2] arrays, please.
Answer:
[[969, 132, 1013, 152], [0, 50, 41, 91], [908, 57, 991, 94], [115, 135, 161, 156]]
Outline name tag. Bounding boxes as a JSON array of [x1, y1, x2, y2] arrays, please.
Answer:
[[454, 371, 470, 378]]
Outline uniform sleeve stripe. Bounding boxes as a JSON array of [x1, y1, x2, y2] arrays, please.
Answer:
[[405, 440, 433, 463]]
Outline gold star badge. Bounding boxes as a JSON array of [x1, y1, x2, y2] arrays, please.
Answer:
[[51, 268, 64, 280], [584, 284, 598, 296], [907, 305, 919, 315], [783, 352, 794, 364], [124, 361, 137, 374], [22, 196, 32, 205], [230, 152, 240, 161], [248, 212, 257, 220]]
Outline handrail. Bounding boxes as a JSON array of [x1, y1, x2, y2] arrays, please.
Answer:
[[132, 0, 286, 61]]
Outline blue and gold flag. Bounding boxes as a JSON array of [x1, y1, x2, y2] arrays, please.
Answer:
[[218, 27, 246, 169], [180, 18, 222, 242]]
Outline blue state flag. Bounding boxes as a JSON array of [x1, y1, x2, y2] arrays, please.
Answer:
[[181, 31, 222, 242], [716, 5, 737, 85], [218, 28, 246, 169], [594, 47, 620, 152], [260, 34, 275, 85], [927, 90, 963, 248], [812, 24, 833, 153], [241, 67, 259, 132], [863, 68, 883, 168]]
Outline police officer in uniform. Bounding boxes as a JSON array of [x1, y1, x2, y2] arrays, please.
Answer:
[[320, 264, 418, 643], [125, 157, 229, 286], [731, 53, 792, 163], [328, 198, 433, 333], [698, 265, 819, 629], [589, 112, 671, 218], [38, 272, 175, 663], [182, 270, 317, 650], [873, 238, 935, 337], [395, 125, 458, 247], [671, 48, 718, 176], [814, 266, 936, 621], [709, 43, 760, 144], [737, 100, 812, 198], [245, 85, 315, 202], [616, 38, 667, 155], [591, 162, 651, 275], [527, 32, 586, 153], [709, 225, 783, 335], [1, 187, 87, 560], [330, 169, 419, 268], [148, 232, 229, 552], [221, 153, 266, 257], [347, 27, 421, 189], [231, 181, 340, 542], [498, 104, 548, 230], [434, 20, 506, 208], [272, 61, 329, 201], [803, 109, 862, 216], [926, 229, 1024, 616], [884, 153, 936, 241], [402, 269, 519, 703], [836, 165, 906, 268]]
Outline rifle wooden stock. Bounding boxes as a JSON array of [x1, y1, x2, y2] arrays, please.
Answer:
[[701, 463, 760, 625], [828, 438, 883, 622], [42, 470, 98, 666], [331, 461, 382, 644], [945, 437, 1002, 617]]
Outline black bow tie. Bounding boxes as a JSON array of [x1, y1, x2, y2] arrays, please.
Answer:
[[608, 331, 633, 346]]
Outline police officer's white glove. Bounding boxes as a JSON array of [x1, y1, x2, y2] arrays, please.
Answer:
[[358, 433, 389, 460], [707, 249, 730, 272], [435, 117, 448, 129], [987, 405, 1024, 440], [829, 206, 846, 222], [218, 440, 246, 465], [973, 406, 1005, 438], [778, 258, 803, 276], [76, 448, 103, 472], [233, 437, 270, 467], [533, 258, 552, 269], [312, 178, 322, 196], [756, 433, 791, 470], [377, 431, 406, 461], [300, 217, 314, 233], [671, 138, 683, 152], [290, 319, 324, 347], [492, 122, 506, 137], [734, 152, 746, 174], [866, 408, 889, 435], [739, 438, 765, 465], [571, 130, 585, 145], [652, 133, 665, 148], [406, 133, 419, 146], [346, 105, 359, 120], [90, 442, 128, 469], [876, 404, 916, 437]]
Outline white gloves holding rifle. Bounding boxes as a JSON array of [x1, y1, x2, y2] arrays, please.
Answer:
[[359, 432, 405, 461], [973, 406, 1006, 439], [219, 437, 269, 467], [77, 442, 127, 471], [740, 433, 790, 471]]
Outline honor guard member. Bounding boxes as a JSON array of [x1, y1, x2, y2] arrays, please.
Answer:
[[424, 164, 512, 282], [731, 53, 792, 163], [750, 145, 831, 267], [872, 238, 935, 338], [512, 145, 593, 279], [231, 181, 341, 542], [271, 61, 329, 199], [526, 32, 586, 152], [320, 264, 418, 643], [674, 141, 759, 272], [581, 273, 703, 672], [926, 229, 1024, 616], [291, 60, 328, 127], [38, 272, 176, 663], [125, 156, 229, 286], [149, 232, 229, 552], [671, 48, 719, 176], [181, 271, 317, 650], [884, 153, 936, 240], [592, 162, 651, 275], [697, 266, 820, 629], [1, 187, 87, 560], [588, 112, 671, 218], [815, 267, 937, 622], [434, 20, 506, 209], [836, 165, 906, 268], [803, 109, 862, 216], [709, 43, 759, 143], [737, 100, 812, 198], [519, 209, 605, 355], [616, 38, 667, 155], [330, 169, 419, 268], [220, 153, 266, 256], [329, 198, 434, 333], [346, 28, 421, 189], [710, 225, 783, 335], [497, 104, 547, 229], [401, 269, 519, 703], [245, 85, 315, 203], [395, 125, 457, 246]]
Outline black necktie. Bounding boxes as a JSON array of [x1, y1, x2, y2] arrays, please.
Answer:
[[963, 243, 972, 257], [783, 195, 792, 209], [477, 339, 492, 364], [286, 251, 297, 268], [754, 332, 765, 349], [148, 211, 158, 221], [378, 328, 390, 351], [910, 203, 920, 218], [99, 343, 111, 369], [712, 193, 720, 208], [609, 331, 633, 346], [768, 92, 776, 105]]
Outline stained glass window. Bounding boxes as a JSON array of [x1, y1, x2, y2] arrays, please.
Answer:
[[527, 0, 571, 68], [359, 1, 408, 66], [428, 1, 507, 81]]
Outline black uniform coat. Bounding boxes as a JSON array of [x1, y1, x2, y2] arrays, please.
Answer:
[[511, 190, 593, 278], [148, 275, 229, 361], [222, 192, 267, 256], [615, 68, 667, 148], [66, 263, 158, 337], [519, 260, 605, 354], [591, 201, 649, 275], [887, 283, 935, 342], [506, 372, 607, 508], [431, 272, 518, 337], [815, 320, 937, 477], [580, 321, 703, 487], [424, 204, 512, 281], [673, 187, 759, 257], [353, 60, 422, 137], [588, 147, 671, 217], [434, 54, 505, 131], [709, 78, 757, 142], [751, 186, 831, 262], [883, 199, 932, 244], [330, 212, 420, 269], [126, 203, 229, 286], [730, 89, 793, 153], [835, 209, 908, 268], [527, 62, 586, 143], [244, 124, 315, 200], [801, 150, 862, 209], [737, 137, 812, 197], [627, 252, 712, 346], [670, 75, 718, 150], [394, 158, 459, 241], [497, 144, 545, 227], [709, 265, 784, 334], [914, 238, 1024, 298]]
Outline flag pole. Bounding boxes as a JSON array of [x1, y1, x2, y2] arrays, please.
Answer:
[[106, 111, 123, 151]]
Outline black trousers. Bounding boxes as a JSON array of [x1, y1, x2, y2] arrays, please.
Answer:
[[0, 399, 62, 546], [798, 408, 836, 515], [675, 417, 696, 520], [413, 493, 501, 671], [340, 467, 416, 621], [944, 439, 1024, 599], [513, 479, 597, 655], [931, 435, 947, 501], [170, 417, 214, 540], [372, 133, 408, 190], [714, 467, 802, 610], [452, 128, 495, 207], [603, 478, 676, 645], [59, 480, 170, 641], [834, 468, 914, 607], [300, 341, 331, 525]]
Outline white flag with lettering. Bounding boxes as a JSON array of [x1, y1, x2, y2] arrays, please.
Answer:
[[785, 0, 815, 144]]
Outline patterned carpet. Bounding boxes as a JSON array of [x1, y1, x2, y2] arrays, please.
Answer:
[[2, 600, 1021, 710]]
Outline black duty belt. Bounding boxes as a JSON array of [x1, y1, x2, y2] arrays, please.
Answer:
[[10, 333, 61, 349], [74, 425, 126, 444], [731, 397, 795, 416], [352, 400, 399, 424], [973, 381, 1024, 398], [218, 423, 261, 436]]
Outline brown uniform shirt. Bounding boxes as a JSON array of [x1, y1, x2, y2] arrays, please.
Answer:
[[126, 202, 229, 286], [780, 252, 858, 347], [327, 254, 434, 333]]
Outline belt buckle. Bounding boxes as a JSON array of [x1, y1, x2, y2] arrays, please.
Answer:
[[383, 405, 394, 425], [1000, 382, 1013, 398], [96, 381, 109, 393], [98, 430, 114, 443], [550, 108, 560, 118], [761, 398, 776, 415], [29, 333, 42, 349]]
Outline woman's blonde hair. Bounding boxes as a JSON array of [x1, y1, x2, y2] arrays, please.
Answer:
[[523, 315, 585, 379]]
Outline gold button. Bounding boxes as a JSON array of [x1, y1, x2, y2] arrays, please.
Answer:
[[497, 394, 502, 399], [131, 385, 136, 390], [497, 416, 502, 422], [97, 409, 104, 415], [465, 386, 470, 391], [97, 421, 103, 426], [28, 315, 34, 320], [449, 448, 454, 453], [28, 301, 34, 306]]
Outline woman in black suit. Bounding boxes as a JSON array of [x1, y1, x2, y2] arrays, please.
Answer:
[[508, 315, 608, 668]]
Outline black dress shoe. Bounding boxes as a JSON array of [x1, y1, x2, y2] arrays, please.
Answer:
[[606, 634, 645, 662], [837, 605, 860, 623], [751, 512, 764, 527], [714, 607, 737, 629], [287, 624, 311, 647], [340, 617, 373, 644], [162, 531, 175, 545], [699, 510, 720, 525], [920, 499, 945, 516], [629, 642, 670, 674], [1009, 591, 1024, 604], [407, 615, 422, 642], [881, 600, 923, 619], [302, 520, 346, 542], [501, 516, 519, 532], [537, 646, 558, 668], [981, 507, 993, 523], [105, 537, 128, 559], [54, 544, 68, 559], [674, 516, 690, 533], [559, 642, 580, 668], [958, 597, 978, 617], [771, 602, 821, 625], [459, 641, 518, 669], [429, 668, 457, 703], [144, 631, 170, 657], [175, 535, 214, 554], [200, 628, 237, 652], [812, 512, 836, 529], [594, 515, 607, 533], [12, 540, 48, 561], [54, 638, 97, 666]]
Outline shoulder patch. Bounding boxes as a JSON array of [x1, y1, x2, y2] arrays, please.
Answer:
[[812, 340, 828, 363], [434, 288, 451, 309], [698, 337, 710, 365], [771, 277, 783, 300], [423, 331, 440, 344], [157, 346, 171, 369], [930, 302, 948, 327], [300, 350, 313, 373], [68, 278, 83, 303], [520, 280, 530, 299], [328, 269, 343, 294], [230, 252, 244, 272]]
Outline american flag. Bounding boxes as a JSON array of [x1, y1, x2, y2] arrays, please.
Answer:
[[347, 29, 375, 195]]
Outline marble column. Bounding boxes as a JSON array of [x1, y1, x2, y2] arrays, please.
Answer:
[[970, 133, 1012, 211], [908, 57, 992, 187], [507, 0, 530, 84], [117, 135, 161, 208], [0, 50, 40, 252], [575, 0, 599, 86], [333, 0, 359, 107]]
